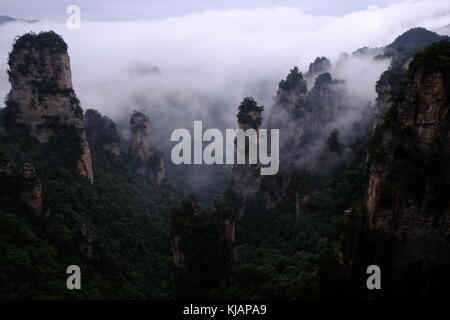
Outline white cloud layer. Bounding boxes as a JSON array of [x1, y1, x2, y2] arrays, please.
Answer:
[[0, 0, 449, 146]]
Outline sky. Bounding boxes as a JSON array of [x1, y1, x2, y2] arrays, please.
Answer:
[[3, 0, 405, 21]]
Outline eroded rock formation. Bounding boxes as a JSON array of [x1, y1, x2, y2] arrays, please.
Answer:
[[85, 109, 121, 156], [269, 68, 349, 167], [129, 111, 165, 185], [170, 197, 235, 270], [306, 56, 331, 78], [5, 31, 94, 182], [20, 163, 44, 215], [130, 111, 151, 160], [343, 41, 450, 297], [80, 222, 93, 259]]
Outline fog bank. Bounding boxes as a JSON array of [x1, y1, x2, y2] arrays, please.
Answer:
[[0, 0, 449, 148]]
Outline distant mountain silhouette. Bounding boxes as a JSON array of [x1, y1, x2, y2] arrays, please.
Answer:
[[0, 15, 38, 25]]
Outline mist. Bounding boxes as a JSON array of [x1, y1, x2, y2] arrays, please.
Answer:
[[0, 0, 449, 151]]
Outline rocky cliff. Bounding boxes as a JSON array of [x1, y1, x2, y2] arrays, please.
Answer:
[[306, 56, 331, 78], [5, 31, 94, 182], [232, 67, 354, 217], [170, 197, 235, 298], [20, 163, 44, 216], [85, 109, 121, 156], [130, 111, 151, 160], [129, 111, 165, 185], [230, 97, 264, 217], [0, 148, 12, 176], [343, 41, 450, 298], [0, 31, 180, 300], [269, 67, 349, 168]]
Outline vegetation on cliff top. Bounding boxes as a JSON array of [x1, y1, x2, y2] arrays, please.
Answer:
[[236, 97, 264, 125], [11, 31, 68, 54], [85, 109, 121, 146], [376, 27, 449, 64], [408, 40, 450, 75], [387, 27, 449, 55], [170, 197, 235, 299], [0, 108, 180, 299]]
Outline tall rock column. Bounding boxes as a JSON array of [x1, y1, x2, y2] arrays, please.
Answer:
[[268, 67, 348, 167], [129, 111, 165, 185], [6, 31, 94, 182], [230, 97, 264, 218]]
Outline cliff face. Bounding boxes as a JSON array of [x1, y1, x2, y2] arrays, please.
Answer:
[[20, 163, 44, 216], [231, 98, 264, 217], [170, 198, 235, 298], [232, 69, 352, 217], [0, 149, 12, 176], [269, 69, 348, 167], [373, 65, 408, 128], [307, 73, 346, 122], [268, 67, 308, 155], [272, 67, 308, 115], [0, 162, 12, 175], [306, 56, 331, 78], [130, 111, 151, 160], [6, 31, 94, 183], [85, 109, 121, 156], [343, 41, 450, 297], [129, 111, 165, 185]]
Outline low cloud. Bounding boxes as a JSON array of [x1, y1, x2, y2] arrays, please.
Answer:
[[0, 0, 449, 149]]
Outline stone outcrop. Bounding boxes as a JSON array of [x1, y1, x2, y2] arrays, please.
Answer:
[[78, 137, 94, 182], [20, 163, 44, 215], [295, 193, 310, 218], [5, 31, 94, 182], [102, 142, 120, 156], [0, 149, 12, 176], [85, 109, 121, 156], [231, 97, 264, 218], [307, 73, 346, 121], [152, 155, 166, 185], [130, 111, 151, 160], [271, 67, 308, 117], [232, 69, 352, 217], [236, 97, 263, 132], [221, 218, 236, 243], [80, 222, 93, 259], [306, 56, 331, 77], [351, 46, 384, 58], [372, 28, 450, 128], [129, 111, 165, 185], [269, 68, 348, 166], [343, 41, 450, 297], [213, 195, 236, 245]]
